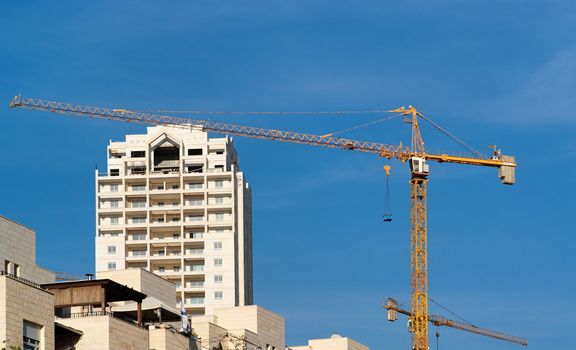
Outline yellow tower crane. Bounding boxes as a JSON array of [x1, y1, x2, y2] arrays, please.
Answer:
[[9, 96, 518, 350]]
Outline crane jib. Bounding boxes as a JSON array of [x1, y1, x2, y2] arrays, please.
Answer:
[[9, 95, 516, 185]]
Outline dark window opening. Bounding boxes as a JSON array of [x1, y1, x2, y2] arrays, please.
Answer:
[[131, 167, 146, 175], [154, 146, 180, 169], [216, 150, 224, 155], [110, 169, 120, 176], [187, 165, 204, 173], [131, 151, 146, 158], [188, 148, 203, 156]]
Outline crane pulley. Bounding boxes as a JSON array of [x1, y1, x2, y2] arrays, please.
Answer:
[[8, 95, 519, 350]]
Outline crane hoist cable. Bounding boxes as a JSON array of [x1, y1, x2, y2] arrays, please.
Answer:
[[417, 112, 483, 158], [152, 109, 393, 115], [383, 165, 392, 222], [320, 114, 403, 139]]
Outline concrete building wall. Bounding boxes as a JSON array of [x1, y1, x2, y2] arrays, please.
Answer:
[[290, 335, 370, 350], [58, 315, 148, 350], [149, 326, 194, 350], [0, 275, 55, 350], [109, 317, 149, 350], [0, 216, 55, 284], [192, 321, 228, 350], [208, 305, 285, 350], [97, 268, 175, 307], [58, 316, 109, 350]]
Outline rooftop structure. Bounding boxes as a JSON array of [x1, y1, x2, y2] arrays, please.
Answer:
[[0, 215, 55, 284], [0, 215, 56, 350], [290, 334, 370, 350]]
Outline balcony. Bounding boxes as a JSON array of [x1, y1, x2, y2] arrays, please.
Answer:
[[152, 269, 183, 276], [126, 255, 147, 262], [185, 249, 204, 256], [184, 266, 204, 274], [185, 297, 204, 305], [185, 216, 205, 223]]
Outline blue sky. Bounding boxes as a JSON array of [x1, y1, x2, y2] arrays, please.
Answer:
[[1, 1, 575, 349]]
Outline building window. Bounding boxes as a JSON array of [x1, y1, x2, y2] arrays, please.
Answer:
[[214, 258, 223, 267], [175, 281, 182, 288], [132, 217, 146, 224], [190, 232, 203, 239], [189, 199, 203, 206], [187, 297, 204, 305], [188, 215, 203, 222], [214, 275, 223, 283], [110, 169, 120, 176], [107, 262, 116, 270], [131, 150, 145, 158], [187, 183, 203, 189], [215, 213, 224, 221], [158, 266, 165, 273], [215, 196, 224, 204], [131, 233, 146, 240], [110, 184, 119, 192], [190, 265, 204, 272], [213, 241, 222, 250], [107, 245, 116, 254], [4, 260, 10, 274], [23, 321, 41, 350], [14, 263, 20, 277], [214, 291, 223, 300], [133, 201, 146, 208], [215, 180, 224, 188], [132, 250, 146, 256], [132, 184, 145, 191], [188, 148, 203, 156], [110, 200, 119, 208], [110, 217, 119, 225], [173, 266, 181, 272]]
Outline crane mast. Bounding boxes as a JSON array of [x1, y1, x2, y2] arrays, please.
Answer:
[[9, 95, 518, 350]]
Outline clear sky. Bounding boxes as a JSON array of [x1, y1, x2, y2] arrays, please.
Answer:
[[1, 1, 574, 349]]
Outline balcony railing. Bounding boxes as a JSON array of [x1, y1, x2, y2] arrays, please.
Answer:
[[0, 270, 43, 289]]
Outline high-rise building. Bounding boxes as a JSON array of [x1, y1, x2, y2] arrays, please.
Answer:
[[94, 125, 253, 315]]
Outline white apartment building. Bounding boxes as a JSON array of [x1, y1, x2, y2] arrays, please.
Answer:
[[95, 125, 253, 316]]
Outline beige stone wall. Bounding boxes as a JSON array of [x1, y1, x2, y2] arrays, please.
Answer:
[[58, 315, 149, 350], [0, 275, 55, 350], [97, 268, 175, 307], [212, 305, 285, 350], [149, 326, 193, 350], [292, 336, 370, 350], [58, 316, 109, 350], [0, 216, 55, 284], [109, 316, 149, 350], [193, 321, 228, 350]]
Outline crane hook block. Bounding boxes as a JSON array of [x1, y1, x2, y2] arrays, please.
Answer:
[[383, 165, 391, 177]]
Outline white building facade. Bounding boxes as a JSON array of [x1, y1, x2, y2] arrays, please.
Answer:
[[95, 126, 253, 316]]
